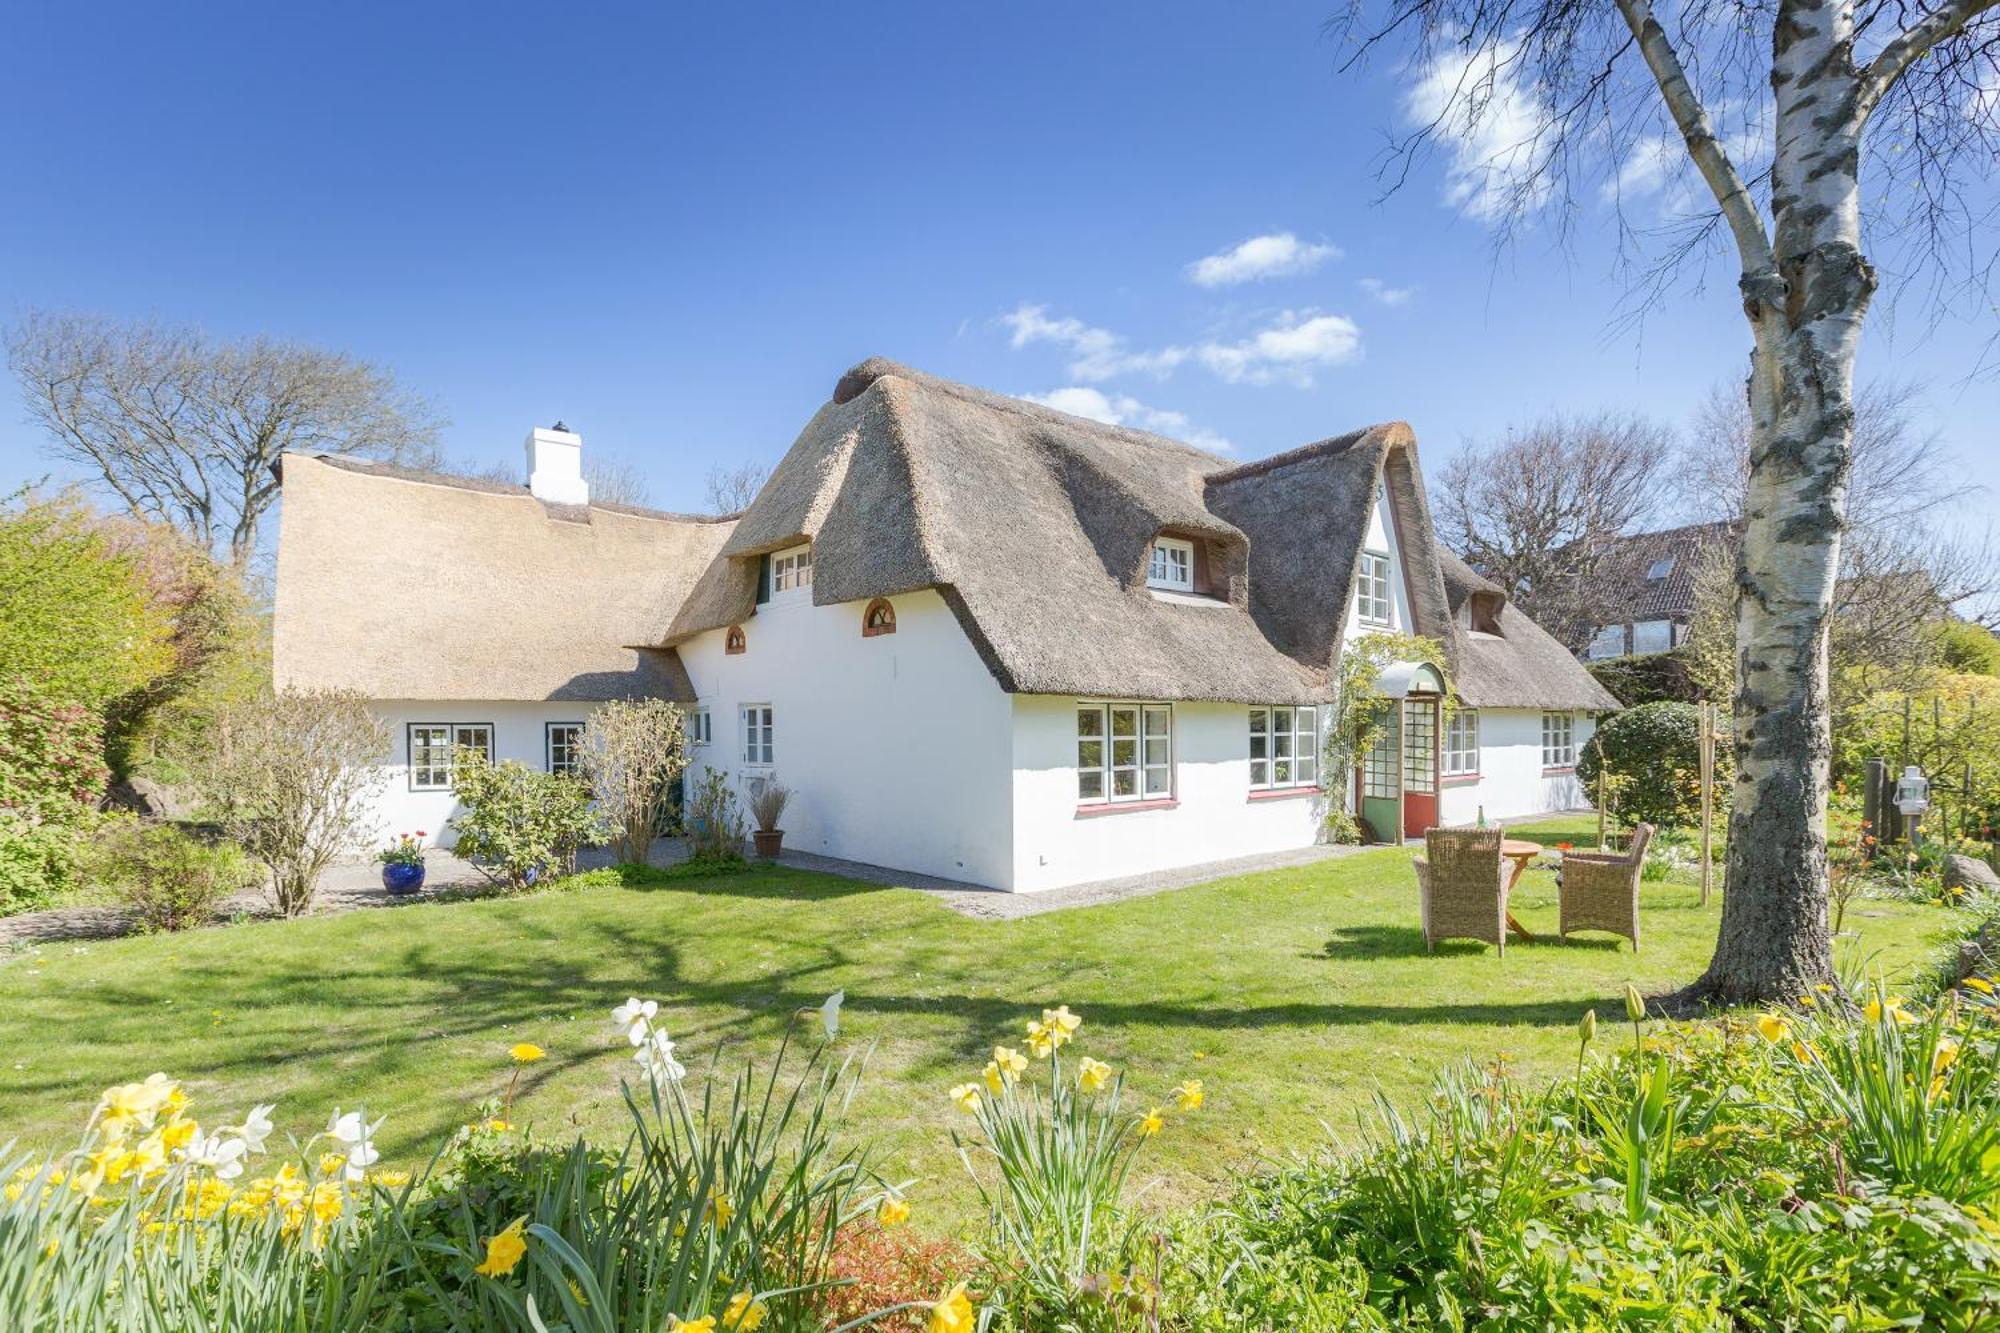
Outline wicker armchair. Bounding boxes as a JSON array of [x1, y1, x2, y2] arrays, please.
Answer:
[[1412, 826, 1510, 954], [1557, 823, 1654, 951]]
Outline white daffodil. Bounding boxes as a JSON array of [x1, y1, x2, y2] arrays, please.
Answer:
[[342, 1140, 380, 1182], [235, 1104, 276, 1155], [612, 997, 660, 1047], [184, 1129, 248, 1180], [634, 1030, 686, 1084]]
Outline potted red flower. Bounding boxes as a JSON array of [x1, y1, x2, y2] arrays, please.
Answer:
[[377, 831, 428, 894]]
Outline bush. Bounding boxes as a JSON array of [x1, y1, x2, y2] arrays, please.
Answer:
[[683, 768, 747, 865], [449, 750, 604, 891], [197, 689, 388, 916], [89, 822, 253, 932], [1931, 619, 2000, 677], [1576, 700, 1723, 830], [0, 814, 87, 915], [578, 699, 688, 865], [1586, 649, 1705, 706], [0, 676, 111, 823]]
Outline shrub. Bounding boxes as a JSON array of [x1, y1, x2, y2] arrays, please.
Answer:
[[196, 689, 388, 916], [0, 676, 111, 822], [1576, 700, 1723, 830], [449, 750, 604, 891], [683, 768, 747, 864], [0, 813, 87, 915], [1586, 649, 1704, 706], [1931, 619, 2000, 677], [578, 699, 688, 865], [88, 821, 253, 932]]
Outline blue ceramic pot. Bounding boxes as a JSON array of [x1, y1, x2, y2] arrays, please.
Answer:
[[382, 861, 426, 895]]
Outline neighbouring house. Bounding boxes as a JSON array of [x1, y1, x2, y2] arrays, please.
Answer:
[[1579, 521, 1736, 660], [274, 359, 1617, 892]]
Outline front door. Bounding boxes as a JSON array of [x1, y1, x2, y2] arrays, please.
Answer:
[[1401, 697, 1439, 839]]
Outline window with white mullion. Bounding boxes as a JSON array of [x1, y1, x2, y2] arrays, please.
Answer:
[[770, 545, 813, 595], [408, 723, 492, 791], [741, 704, 775, 766], [1444, 709, 1479, 776], [1147, 537, 1194, 591], [1541, 711, 1575, 769], [1356, 550, 1393, 625], [545, 722, 584, 775], [1077, 702, 1173, 804], [1249, 705, 1318, 790]]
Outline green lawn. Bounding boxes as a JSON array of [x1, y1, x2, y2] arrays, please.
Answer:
[[0, 824, 1955, 1228]]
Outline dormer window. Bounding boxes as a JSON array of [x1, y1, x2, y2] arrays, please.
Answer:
[[770, 544, 813, 597], [1645, 556, 1675, 581], [1148, 537, 1195, 591]]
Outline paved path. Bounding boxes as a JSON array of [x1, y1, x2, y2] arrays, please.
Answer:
[[0, 836, 1368, 950]]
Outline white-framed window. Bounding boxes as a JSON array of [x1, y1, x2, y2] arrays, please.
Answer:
[[1076, 702, 1172, 804], [545, 722, 584, 776], [1541, 711, 1576, 769], [1248, 705, 1318, 789], [408, 723, 493, 791], [1356, 550, 1393, 625], [1147, 537, 1194, 591], [1444, 709, 1479, 776], [770, 544, 813, 596], [740, 704, 774, 767], [687, 707, 711, 747]]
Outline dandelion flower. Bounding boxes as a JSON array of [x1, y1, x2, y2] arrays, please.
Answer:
[[878, 1195, 911, 1227], [1965, 976, 1995, 994], [1755, 1014, 1789, 1043], [510, 1043, 546, 1064], [474, 1216, 528, 1277]]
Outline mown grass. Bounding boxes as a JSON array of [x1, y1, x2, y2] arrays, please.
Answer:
[[0, 820, 1956, 1229]]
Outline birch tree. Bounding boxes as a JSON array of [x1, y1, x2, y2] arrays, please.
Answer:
[[1336, 0, 2000, 1004], [6, 311, 442, 566]]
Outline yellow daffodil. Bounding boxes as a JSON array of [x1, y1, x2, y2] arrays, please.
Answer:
[[670, 1318, 717, 1333], [949, 1083, 981, 1113], [510, 1043, 546, 1064], [1864, 998, 1884, 1023], [1965, 976, 1995, 994], [1174, 1079, 1205, 1111], [1755, 1013, 1789, 1043], [992, 1046, 1027, 1080], [1935, 1038, 1962, 1074], [1043, 1005, 1081, 1040], [1139, 1107, 1163, 1137], [474, 1216, 528, 1278], [878, 1194, 911, 1227], [722, 1290, 767, 1331], [1077, 1057, 1113, 1092], [928, 1282, 975, 1333], [982, 1062, 1005, 1095]]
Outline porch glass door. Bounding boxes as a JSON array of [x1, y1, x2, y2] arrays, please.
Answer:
[[1401, 697, 1438, 838]]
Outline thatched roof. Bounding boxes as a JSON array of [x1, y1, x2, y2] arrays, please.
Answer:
[[1437, 549, 1622, 712], [273, 454, 733, 701], [665, 359, 1477, 705]]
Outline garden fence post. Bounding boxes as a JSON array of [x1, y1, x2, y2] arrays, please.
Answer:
[[1863, 757, 1885, 858], [1698, 700, 1714, 905]]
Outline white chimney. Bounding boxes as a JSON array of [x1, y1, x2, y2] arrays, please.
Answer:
[[525, 422, 588, 505]]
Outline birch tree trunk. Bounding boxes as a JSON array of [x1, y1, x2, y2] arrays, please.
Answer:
[[1687, 0, 1872, 1004]]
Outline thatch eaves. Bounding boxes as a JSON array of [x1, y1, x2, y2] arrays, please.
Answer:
[[274, 454, 733, 702], [1435, 548, 1623, 713]]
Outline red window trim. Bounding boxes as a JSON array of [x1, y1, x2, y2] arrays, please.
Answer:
[[1246, 785, 1319, 803], [861, 598, 897, 637], [1542, 765, 1577, 776], [1441, 773, 1482, 787], [1075, 797, 1179, 818], [724, 625, 746, 655]]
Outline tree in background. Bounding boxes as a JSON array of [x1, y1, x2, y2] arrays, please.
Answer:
[[6, 311, 441, 566], [1433, 412, 1673, 651], [1933, 620, 2000, 678], [0, 490, 172, 710], [581, 699, 689, 865], [197, 689, 387, 915], [703, 462, 768, 516], [1337, 0, 2000, 1005]]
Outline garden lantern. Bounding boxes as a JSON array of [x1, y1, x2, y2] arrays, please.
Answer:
[[1893, 765, 1931, 845]]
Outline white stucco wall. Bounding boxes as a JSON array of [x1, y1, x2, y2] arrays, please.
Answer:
[[1438, 708, 1597, 827], [1009, 698, 1325, 892], [679, 587, 1016, 888], [360, 700, 608, 851]]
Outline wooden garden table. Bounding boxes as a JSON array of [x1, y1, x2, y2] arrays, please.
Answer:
[[1500, 839, 1543, 941]]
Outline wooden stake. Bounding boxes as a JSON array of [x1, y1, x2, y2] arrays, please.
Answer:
[[1698, 700, 1715, 906]]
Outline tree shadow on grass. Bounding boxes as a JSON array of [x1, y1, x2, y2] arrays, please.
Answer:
[[1314, 925, 1627, 961]]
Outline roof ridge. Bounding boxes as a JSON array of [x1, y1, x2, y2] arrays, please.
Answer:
[[291, 453, 733, 525]]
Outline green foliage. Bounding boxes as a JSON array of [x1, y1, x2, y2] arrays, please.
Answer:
[[1836, 675, 2000, 838], [1585, 649, 1704, 705], [88, 821, 254, 932], [449, 750, 605, 892], [0, 676, 111, 821], [1931, 619, 2000, 677], [1327, 630, 1451, 808], [0, 490, 172, 710], [1576, 701, 1721, 830], [0, 814, 88, 915], [578, 699, 688, 865], [683, 768, 748, 865]]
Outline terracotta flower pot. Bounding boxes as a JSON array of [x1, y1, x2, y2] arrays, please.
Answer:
[[752, 829, 784, 859]]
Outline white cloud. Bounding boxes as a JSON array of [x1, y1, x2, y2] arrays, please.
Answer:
[[1000, 304, 1187, 382], [1195, 310, 1363, 386], [1404, 36, 1555, 223], [1359, 277, 1416, 307], [1187, 232, 1340, 288], [1020, 386, 1234, 453]]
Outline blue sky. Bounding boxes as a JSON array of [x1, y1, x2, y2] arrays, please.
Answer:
[[2, 2, 1993, 518]]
